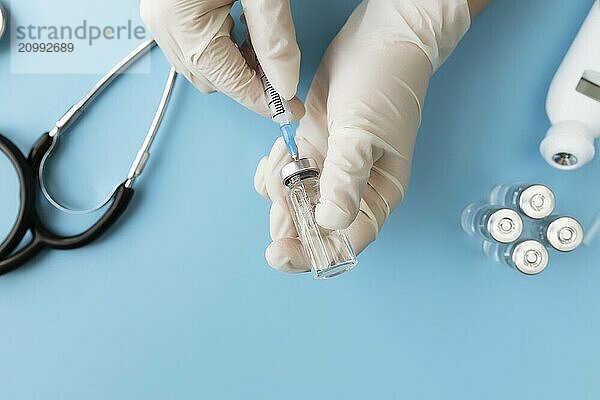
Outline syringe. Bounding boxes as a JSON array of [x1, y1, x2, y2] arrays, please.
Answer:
[[254, 57, 299, 160]]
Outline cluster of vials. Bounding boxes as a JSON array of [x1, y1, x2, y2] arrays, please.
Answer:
[[461, 183, 584, 275]]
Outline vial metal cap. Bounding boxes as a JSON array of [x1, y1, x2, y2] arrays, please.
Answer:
[[281, 158, 319, 186], [512, 240, 549, 275], [519, 184, 556, 219], [487, 208, 523, 243], [546, 216, 584, 252], [0, 4, 6, 40]]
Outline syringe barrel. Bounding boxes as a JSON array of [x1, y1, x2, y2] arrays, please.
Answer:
[[255, 59, 293, 125]]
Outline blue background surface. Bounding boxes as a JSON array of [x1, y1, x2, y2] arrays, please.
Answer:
[[1, 0, 599, 398]]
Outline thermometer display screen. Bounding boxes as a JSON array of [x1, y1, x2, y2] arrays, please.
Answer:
[[577, 70, 600, 102]]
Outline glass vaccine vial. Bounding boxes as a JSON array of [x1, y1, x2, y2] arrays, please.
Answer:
[[488, 183, 556, 219], [461, 203, 524, 243], [281, 158, 357, 279], [530, 216, 584, 252], [482, 240, 550, 275]]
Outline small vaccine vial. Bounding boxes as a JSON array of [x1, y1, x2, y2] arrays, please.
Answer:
[[530, 216, 584, 252], [488, 183, 556, 219], [281, 158, 358, 279], [482, 240, 550, 275], [461, 203, 524, 243]]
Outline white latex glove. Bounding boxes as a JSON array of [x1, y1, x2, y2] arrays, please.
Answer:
[[255, 0, 471, 272], [140, 0, 304, 118]]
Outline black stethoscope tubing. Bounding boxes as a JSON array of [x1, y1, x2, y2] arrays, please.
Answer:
[[0, 39, 176, 275]]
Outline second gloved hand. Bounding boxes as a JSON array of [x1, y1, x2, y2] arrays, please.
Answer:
[[140, 0, 304, 118], [254, 0, 471, 272]]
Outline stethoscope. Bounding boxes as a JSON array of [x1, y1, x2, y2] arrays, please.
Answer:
[[0, 38, 178, 275]]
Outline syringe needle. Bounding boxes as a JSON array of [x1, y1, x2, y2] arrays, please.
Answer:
[[280, 123, 299, 160]]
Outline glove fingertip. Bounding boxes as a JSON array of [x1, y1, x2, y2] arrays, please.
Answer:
[[288, 97, 306, 122], [275, 80, 298, 104], [265, 240, 310, 274], [254, 156, 270, 199], [260, 48, 300, 101], [315, 199, 356, 231]]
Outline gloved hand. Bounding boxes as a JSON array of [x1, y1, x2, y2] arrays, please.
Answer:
[[140, 0, 304, 118], [254, 0, 472, 272]]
